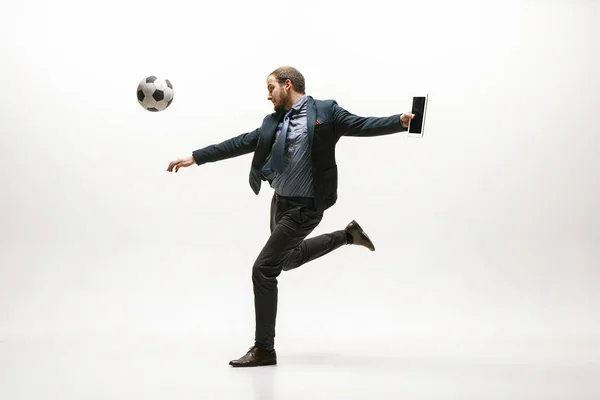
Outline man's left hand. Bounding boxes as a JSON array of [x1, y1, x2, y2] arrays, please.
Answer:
[[400, 112, 415, 128]]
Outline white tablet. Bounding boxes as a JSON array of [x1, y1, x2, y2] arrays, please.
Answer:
[[407, 95, 428, 137]]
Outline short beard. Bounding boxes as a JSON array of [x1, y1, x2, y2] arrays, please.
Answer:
[[274, 103, 285, 113]]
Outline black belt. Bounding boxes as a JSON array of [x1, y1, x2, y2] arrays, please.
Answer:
[[275, 194, 315, 208]]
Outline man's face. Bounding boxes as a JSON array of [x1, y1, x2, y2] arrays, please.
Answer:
[[267, 75, 289, 113]]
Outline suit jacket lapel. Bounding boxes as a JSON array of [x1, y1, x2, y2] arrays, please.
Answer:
[[307, 96, 316, 149], [261, 112, 283, 145], [251, 112, 282, 170]]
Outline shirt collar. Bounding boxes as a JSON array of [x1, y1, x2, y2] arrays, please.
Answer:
[[290, 95, 308, 112]]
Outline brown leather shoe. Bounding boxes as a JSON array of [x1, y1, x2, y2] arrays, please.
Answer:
[[229, 346, 277, 367], [345, 220, 375, 251]]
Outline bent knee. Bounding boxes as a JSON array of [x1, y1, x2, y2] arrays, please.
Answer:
[[252, 263, 280, 279], [281, 252, 301, 272]]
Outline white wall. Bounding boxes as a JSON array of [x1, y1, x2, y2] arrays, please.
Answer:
[[0, 0, 598, 345]]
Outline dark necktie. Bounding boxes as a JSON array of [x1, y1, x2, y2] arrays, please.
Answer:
[[271, 108, 294, 173]]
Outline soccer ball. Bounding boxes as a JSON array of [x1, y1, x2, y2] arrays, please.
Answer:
[[137, 76, 174, 112]]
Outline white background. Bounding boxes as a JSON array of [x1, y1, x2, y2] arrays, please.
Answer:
[[1, 0, 599, 398]]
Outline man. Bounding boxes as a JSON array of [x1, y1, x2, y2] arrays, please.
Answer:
[[167, 66, 415, 367]]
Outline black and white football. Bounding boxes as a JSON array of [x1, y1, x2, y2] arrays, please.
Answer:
[[137, 76, 174, 112]]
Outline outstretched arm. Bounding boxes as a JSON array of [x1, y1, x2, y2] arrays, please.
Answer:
[[332, 101, 414, 139], [192, 128, 260, 165], [167, 128, 260, 172]]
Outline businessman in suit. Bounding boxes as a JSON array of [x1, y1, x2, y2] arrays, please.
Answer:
[[167, 66, 415, 367]]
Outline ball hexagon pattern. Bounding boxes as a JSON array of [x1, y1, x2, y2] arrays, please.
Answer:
[[137, 76, 174, 112]]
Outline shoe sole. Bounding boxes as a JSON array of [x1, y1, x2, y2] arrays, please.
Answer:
[[229, 359, 277, 367]]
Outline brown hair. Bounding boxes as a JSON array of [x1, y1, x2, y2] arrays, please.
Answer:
[[268, 66, 306, 94]]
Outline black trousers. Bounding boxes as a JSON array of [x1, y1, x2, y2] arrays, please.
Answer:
[[252, 193, 348, 350]]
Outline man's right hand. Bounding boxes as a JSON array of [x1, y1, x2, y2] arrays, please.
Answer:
[[167, 156, 195, 172]]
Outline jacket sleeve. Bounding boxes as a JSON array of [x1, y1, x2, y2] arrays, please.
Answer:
[[331, 101, 407, 139], [192, 128, 260, 165]]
